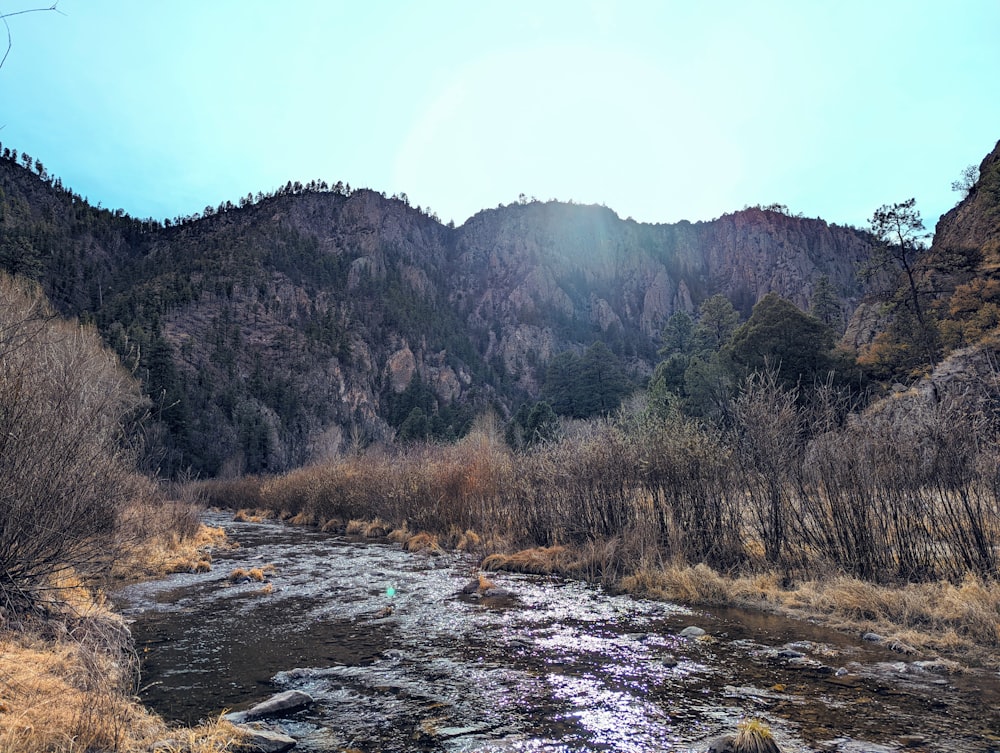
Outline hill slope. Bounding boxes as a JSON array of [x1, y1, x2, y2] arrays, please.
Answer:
[[0, 153, 874, 475]]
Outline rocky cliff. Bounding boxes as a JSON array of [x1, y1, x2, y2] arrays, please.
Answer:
[[0, 154, 874, 475]]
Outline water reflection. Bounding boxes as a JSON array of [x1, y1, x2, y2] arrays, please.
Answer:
[[118, 514, 1000, 752]]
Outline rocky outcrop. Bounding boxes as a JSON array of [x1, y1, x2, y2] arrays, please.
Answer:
[[931, 139, 1000, 261], [0, 155, 877, 476]]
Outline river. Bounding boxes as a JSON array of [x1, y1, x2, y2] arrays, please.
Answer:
[[117, 513, 1000, 752]]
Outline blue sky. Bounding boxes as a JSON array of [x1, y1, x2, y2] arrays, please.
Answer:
[[2, 1, 998, 231]]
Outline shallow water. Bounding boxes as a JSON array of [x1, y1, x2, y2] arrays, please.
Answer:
[[118, 514, 1000, 752]]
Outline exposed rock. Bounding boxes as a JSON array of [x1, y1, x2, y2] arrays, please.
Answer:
[[706, 734, 738, 753], [235, 726, 297, 752], [0, 155, 880, 477], [386, 345, 417, 393], [680, 626, 706, 638], [224, 690, 314, 724]]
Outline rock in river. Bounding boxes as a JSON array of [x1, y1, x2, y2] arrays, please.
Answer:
[[225, 690, 314, 724], [236, 727, 297, 753]]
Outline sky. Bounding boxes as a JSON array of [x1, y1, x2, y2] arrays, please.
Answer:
[[2, 1, 999, 231]]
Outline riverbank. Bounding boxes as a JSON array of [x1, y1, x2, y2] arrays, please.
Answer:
[[232, 506, 1000, 674], [193, 407, 1000, 676], [125, 509, 1000, 753], [0, 505, 245, 753]]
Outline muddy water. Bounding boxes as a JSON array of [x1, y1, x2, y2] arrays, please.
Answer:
[[118, 514, 1000, 752]]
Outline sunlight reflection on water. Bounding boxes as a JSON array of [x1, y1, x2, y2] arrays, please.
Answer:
[[119, 513, 1000, 753]]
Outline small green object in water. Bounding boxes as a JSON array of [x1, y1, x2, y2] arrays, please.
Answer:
[[386, 586, 397, 597]]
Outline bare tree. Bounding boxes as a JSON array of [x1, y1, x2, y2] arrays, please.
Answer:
[[0, 273, 146, 619], [1, 2, 62, 71]]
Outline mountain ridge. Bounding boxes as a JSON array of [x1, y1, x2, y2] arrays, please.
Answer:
[[0, 150, 876, 475]]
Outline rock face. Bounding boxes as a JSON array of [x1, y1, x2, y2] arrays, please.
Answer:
[[931, 139, 1000, 261], [0, 155, 876, 475]]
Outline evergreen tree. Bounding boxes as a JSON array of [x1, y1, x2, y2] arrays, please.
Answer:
[[692, 294, 741, 352], [725, 293, 835, 388], [809, 274, 842, 330]]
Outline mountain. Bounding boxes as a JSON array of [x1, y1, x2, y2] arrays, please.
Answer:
[[843, 139, 1000, 377], [0, 149, 874, 476]]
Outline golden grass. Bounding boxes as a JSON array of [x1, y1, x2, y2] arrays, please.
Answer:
[[620, 562, 1000, 669], [345, 519, 366, 535], [288, 510, 315, 526], [0, 622, 248, 753], [320, 517, 344, 532], [403, 532, 441, 553], [387, 524, 411, 543], [113, 523, 229, 582], [733, 718, 780, 753], [0, 504, 250, 753], [442, 527, 483, 552], [233, 508, 271, 523], [228, 565, 274, 584], [620, 563, 733, 605], [482, 545, 573, 575]]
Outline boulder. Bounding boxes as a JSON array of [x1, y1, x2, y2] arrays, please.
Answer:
[[225, 690, 314, 724], [680, 626, 706, 638], [236, 726, 297, 752]]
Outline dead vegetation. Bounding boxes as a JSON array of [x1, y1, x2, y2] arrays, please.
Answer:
[[192, 368, 1000, 666]]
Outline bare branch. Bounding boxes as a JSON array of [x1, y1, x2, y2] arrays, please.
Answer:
[[0, 2, 61, 72]]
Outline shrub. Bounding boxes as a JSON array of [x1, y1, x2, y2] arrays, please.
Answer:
[[0, 274, 146, 619]]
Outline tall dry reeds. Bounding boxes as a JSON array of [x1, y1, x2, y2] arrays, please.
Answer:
[[199, 364, 1000, 596]]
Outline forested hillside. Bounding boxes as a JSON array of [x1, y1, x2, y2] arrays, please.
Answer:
[[8, 141, 996, 478]]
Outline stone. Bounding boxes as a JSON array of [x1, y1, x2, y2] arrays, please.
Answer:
[[680, 625, 706, 638], [235, 726, 297, 752], [706, 734, 737, 753], [225, 690, 314, 723], [862, 632, 884, 643]]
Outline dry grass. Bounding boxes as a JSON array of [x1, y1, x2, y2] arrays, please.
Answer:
[[387, 524, 411, 543], [621, 561, 1000, 669], [0, 613, 248, 753], [0, 501, 249, 753], [620, 563, 734, 605], [733, 718, 780, 753], [228, 565, 274, 584], [403, 532, 441, 553], [345, 519, 367, 536], [482, 546, 574, 575], [233, 508, 272, 523], [113, 513, 229, 582], [320, 517, 344, 532], [288, 510, 315, 527]]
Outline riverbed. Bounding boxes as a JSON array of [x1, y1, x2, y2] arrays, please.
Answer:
[[117, 514, 1000, 752]]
